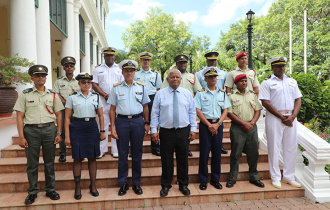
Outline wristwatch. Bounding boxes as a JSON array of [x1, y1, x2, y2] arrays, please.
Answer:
[[56, 133, 62, 136], [218, 121, 223, 126], [144, 122, 150, 125], [100, 130, 105, 133]]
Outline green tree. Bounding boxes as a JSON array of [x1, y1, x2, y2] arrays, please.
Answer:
[[122, 7, 210, 79]]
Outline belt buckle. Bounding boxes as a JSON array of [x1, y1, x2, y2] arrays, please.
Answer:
[[285, 110, 289, 114], [212, 120, 217, 123], [128, 116, 132, 119], [85, 118, 90, 121], [37, 124, 43, 128]]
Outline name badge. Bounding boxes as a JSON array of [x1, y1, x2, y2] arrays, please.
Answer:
[[60, 85, 65, 87], [135, 92, 143, 95], [28, 100, 34, 103]]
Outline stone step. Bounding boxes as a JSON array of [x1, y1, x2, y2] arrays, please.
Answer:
[[0, 180, 304, 209], [0, 162, 275, 193], [0, 150, 268, 173], [1, 138, 233, 158]]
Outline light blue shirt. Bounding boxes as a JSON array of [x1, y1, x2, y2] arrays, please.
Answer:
[[66, 91, 103, 118], [195, 87, 231, 119], [108, 81, 150, 115], [134, 68, 162, 95], [151, 86, 197, 133], [196, 67, 227, 89]]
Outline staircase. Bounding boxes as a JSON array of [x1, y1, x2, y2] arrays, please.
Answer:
[[0, 119, 304, 209]]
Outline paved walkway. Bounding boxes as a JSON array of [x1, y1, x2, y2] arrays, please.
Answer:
[[122, 197, 330, 210]]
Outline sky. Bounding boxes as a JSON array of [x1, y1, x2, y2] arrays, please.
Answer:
[[105, 0, 276, 51]]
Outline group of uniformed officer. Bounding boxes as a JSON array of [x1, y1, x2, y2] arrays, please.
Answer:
[[14, 47, 303, 204]]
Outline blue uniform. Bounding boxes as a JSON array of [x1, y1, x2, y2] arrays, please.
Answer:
[[196, 67, 227, 89], [195, 87, 231, 183], [108, 81, 150, 187], [66, 91, 103, 118]]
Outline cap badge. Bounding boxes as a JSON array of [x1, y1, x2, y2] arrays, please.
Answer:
[[127, 61, 133, 66], [39, 67, 42, 70], [145, 53, 149, 56], [280, 57, 285, 61], [84, 73, 89, 77], [108, 47, 112, 51]]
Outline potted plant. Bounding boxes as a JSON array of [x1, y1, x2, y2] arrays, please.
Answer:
[[0, 54, 34, 117]]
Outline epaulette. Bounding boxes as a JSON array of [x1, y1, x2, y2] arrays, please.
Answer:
[[151, 69, 155, 72], [57, 76, 64, 79], [113, 82, 122, 87], [219, 88, 225, 92], [91, 91, 99, 95], [264, 75, 271, 80], [95, 64, 101, 68], [22, 88, 33, 94], [70, 92, 77, 96], [48, 89, 55, 93], [198, 88, 205, 92], [249, 90, 255, 93], [136, 81, 145, 86]]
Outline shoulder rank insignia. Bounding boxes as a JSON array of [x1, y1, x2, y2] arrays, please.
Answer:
[[264, 75, 271, 80], [198, 88, 205, 92], [95, 64, 101, 68], [219, 88, 225, 92], [113, 82, 122, 87], [151, 69, 155, 72], [91, 91, 99, 95], [48, 89, 55, 93], [70, 92, 77, 96], [22, 88, 33, 94], [57, 76, 64, 79], [136, 81, 145, 86], [249, 90, 255, 93]]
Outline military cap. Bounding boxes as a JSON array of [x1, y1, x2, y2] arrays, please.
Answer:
[[174, 54, 188, 62], [101, 47, 117, 55], [28, 65, 48, 76], [119, 59, 138, 70], [236, 52, 247, 61], [268, 56, 287, 66], [75, 73, 93, 80], [138, 52, 153, 59], [204, 51, 219, 60], [202, 67, 218, 77], [233, 74, 247, 83], [61, 56, 76, 66]]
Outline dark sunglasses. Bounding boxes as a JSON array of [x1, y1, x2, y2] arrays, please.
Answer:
[[64, 64, 75, 68], [33, 74, 47, 78], [80, 81, 92, 85]]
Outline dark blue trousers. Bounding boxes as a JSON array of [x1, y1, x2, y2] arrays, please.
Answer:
[[148, 94, 160, 152], [199, 121, 223, 182], [115, 116, 144, 186]]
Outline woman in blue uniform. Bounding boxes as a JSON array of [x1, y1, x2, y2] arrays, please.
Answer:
[[64, 73, 106, 200]]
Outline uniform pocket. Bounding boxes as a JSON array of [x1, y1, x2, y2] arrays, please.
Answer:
[[118, 94, 126, 100], [217, 101, 224, 109], [26, 100, 37, 107]]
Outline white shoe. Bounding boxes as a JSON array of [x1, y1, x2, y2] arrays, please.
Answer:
[[272, 181, 281, 189], [96, 152, 105, 159], [112, 152, 119, 158], [282, 179, 302, 188]]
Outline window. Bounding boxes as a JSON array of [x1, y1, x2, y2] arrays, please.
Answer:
[[79, 15, 85, 54], [104, 12, 106, 29], [100, 0, 102, 20], [95, 0, 97, 7], [49, 0, 67, 36], [96, 45, 99, 65], [90, 33, 93, 63], [35, 0, 39, 8]]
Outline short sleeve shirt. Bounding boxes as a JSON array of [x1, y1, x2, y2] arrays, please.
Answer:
[[134, 68, 162, 95], [225, 67, 260, 91], [53, 76, 80, 100]]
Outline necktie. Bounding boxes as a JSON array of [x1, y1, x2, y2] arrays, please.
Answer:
[[173, 89, 179, 128]]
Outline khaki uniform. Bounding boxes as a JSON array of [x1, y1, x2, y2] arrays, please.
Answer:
[[225, 67, 260, 91], [53, 76, 80, 156], [161, 71, 202, 96], [14, 87, 64, 195], [227, 89, 262, 182]]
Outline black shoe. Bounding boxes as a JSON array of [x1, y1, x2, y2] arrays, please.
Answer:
[[58, 155, 66, 162], [199, 182, 207, 190], [24, 194, 37, 205], [152, 150, 161, 156], [160, 186, 170, 197], [249, 180, 265, 188], [226, 180, 236, 188], [188, 151, 193, 157], [221, 148, 228, 154], [74, 175, 81, 200], [179, 185, 191, 195], [118, 183, 129, 196], [210, 181, 222, 189], [46, 191, 60, 200], [132, 185, 143, 195], [89, 185, 99, 197]]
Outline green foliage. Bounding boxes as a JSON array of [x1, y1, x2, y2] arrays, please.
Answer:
[[122, 7, 210, 79], [302, 116, 330, 141], [0, 54, 34, 87]]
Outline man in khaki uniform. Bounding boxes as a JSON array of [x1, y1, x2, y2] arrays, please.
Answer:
[[14, 65, 64, 205], [53, 56, 80, 162], [226, 74, 264, 189], [225, 52, 260, 96]]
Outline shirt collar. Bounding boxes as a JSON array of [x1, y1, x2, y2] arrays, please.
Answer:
[[32, 86, 49, 94], [270, 74, 289, 80], [122, 81, 136, 87], [235, 66, 250, 72], [77, 90, 92, 98], [139, 68, 151, 73], [101, 62, 119, 68], [62, 75, 76, 81], [233, 88, 247, 95], [168, 86, 181, 93]]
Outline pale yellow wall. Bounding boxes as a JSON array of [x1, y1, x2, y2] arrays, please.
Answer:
[[0, 7, 9, 57], [50, 42, 62, 87]]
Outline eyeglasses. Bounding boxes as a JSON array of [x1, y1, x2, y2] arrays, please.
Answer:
[[142, 59, 151, 62], [33, 74, 47, 78], [64, 64, 75, 68], [80, 81, 92, 85]]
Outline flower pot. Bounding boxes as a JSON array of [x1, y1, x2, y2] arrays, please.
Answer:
[[0, 87, 18, 117]]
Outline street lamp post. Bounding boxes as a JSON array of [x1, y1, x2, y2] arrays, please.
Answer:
[[246, 9, 255, 69], [189, 52, 193, 73]]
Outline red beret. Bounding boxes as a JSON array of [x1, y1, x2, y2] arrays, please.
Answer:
[[233, 74, 247, 83], [236, 52, 247, 61]]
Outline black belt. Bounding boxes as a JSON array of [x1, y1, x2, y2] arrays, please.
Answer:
[[73, 117, 96, 121], [26, 122, 53, 128], [117, 113, 142, 119], [206, 119, 219, 123], [161, 125, 189, 131]]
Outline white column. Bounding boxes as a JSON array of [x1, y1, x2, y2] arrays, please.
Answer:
[[36, 0, 52, 89], [93, 37, 99, 66], [61, 0, 75, 76], [97, 0, 101, 18], [98, 48, 102, 64], [81, 23, 91, 73], [74, 1, 82, 73]]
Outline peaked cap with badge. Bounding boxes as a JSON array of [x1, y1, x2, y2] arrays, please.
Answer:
[[138, 52, 153, 59], [204, 51, 219, 60], [28, 65, 48, 76], [119, 59, 138, 70], [75, 73, 93, 80], [101, 47, 117, 55], [174, 54, 188, 62], [269, 56, 287, 66], [202, 67, 219, 77], [236, 52, 247, 61], [61, 56, 76, 66]]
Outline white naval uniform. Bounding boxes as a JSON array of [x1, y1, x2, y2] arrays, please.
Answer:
[[92, 63, 124, 154], [259, 74, 302, 182]]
